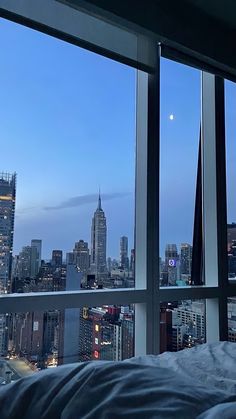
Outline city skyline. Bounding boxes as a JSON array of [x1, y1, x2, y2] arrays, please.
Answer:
[[1, 18, 135, 260], [1, 18, 236, 261], [0, 18, 198, 259]]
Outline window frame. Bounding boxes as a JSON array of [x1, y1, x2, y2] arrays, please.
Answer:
[[0, 0, 235, 356]]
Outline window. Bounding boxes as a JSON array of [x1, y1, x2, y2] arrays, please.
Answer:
[[0, 0, 235, 384], [160, 58, 200, 287], [225, 80, 236, 282]]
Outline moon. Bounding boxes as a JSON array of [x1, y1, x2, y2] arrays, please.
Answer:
[[169, 114, 174, 120]]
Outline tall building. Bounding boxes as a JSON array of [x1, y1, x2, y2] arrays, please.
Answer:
[[79, 305, 134, 362], [18, 246, 32, 279], [16, 240, 42, 281], [66, 252, 74, 265], [43, 311, 60, 358], [165, 244, 178, 285], [180, 243, 192, 276], [90, 193, 107, 279], [73, 240, 90, 280], [0, 314, 9, 355], [51, 250, 63, 268], [227, 224, 236, 278], [0, 172, 16, 293], [175, 301, 205, 341], [13, 311, 44, 363], [120, 236, 129, 270], [58, 263, 82, 364], [30, 239, 42, 278]]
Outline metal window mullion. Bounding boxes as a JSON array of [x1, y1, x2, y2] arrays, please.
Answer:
[[202, 72, 220, 342], [202, 72, 228, 342], [215, 76, 228, 340], [134, 41, 159, 357], [0, 289, 147, 314], [146, 45, 160, 355], [134, 69, 148, 356], [159, 286, 220, 301]]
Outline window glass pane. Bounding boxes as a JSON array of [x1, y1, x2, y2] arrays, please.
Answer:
[[0, 18, 136, 294], [160, 299, 206, 352], [225, 81, 236, 282], [160, 58, 201, 286], [0, 304, 134, 383]]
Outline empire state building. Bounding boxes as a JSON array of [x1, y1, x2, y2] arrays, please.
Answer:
[[90, 193, 107, 278]]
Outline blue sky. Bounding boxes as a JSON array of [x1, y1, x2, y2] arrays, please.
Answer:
[[160, 58, 200, 253], [1, 18, 135, 259], [0, 18, 235, 259], [225, 80, 236, 224]]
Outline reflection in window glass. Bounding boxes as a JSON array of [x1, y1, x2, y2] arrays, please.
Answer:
[[160, 58, 200, 286]]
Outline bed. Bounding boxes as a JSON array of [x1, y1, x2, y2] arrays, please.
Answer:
[[0, 342, 236, 418]]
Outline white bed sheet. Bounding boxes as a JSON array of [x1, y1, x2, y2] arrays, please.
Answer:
[[0, 342, 235, 419]]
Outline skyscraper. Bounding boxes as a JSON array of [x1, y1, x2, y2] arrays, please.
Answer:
[[51, 250, 63, 268], [30, 239, 42, 278], [165, 244, 178, 286], [0, 172, 16, 293], [18, 246, 32, 279], [59, 263, 82, 364], [90, 193, 107, 279], [120, 236, 129, 270], [73, 240, 90, 280], [180, 243, 192, 276]]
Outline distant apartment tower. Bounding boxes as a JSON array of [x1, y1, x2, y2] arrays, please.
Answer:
[[0, 172, 16, 293], [17, 240, 42, 280], [175, 301, 205, 340], [180, 243, 192, 275], [18, 246, 32, 279], [73, 240, 90, 279], [165, 244, 178, 285], [79, 305, 134, 362], [79, 306, 122, 362], [90, 193, 107, 278], [0, 314, 9, 355], [13, 311, 44, 363], [51, 250, 63, 268], [66, 252, 74, 265], [31, 239, 42, 278], [120, 236, 129, 270]]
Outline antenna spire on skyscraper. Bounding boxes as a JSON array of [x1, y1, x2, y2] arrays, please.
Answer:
[[98, 187, 102, 210]]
